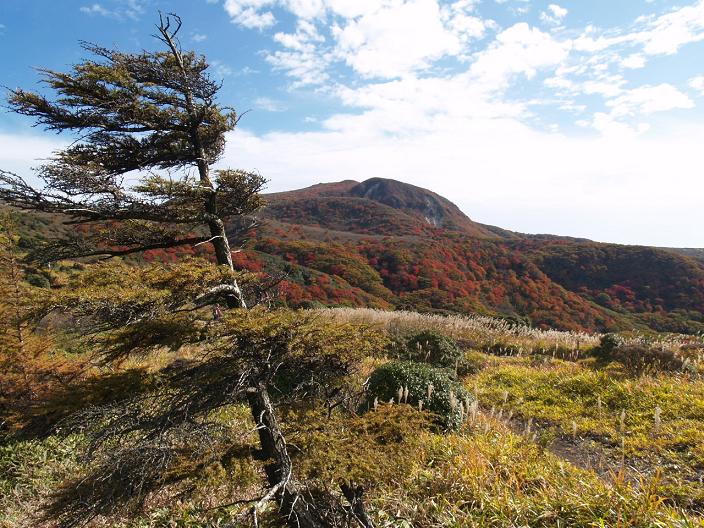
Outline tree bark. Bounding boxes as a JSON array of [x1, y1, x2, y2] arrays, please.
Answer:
[[207, 218, 245, 309], [246, 385, 329, 528]]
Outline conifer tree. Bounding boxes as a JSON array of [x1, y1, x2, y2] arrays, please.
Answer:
[[0, 14, 378, 528], [0, 13, 263, 307]]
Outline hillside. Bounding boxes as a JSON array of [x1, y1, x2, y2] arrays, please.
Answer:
[[263, 178, 499, 238], [245, 178, 704, 333], [7, 177, 704, 333], [667, 247, 704, 262]]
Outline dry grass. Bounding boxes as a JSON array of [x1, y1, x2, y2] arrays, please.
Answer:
[[321, 307, 704, 360]]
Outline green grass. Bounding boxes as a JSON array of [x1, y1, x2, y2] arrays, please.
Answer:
[[467, 353, 704, 510], [0, 435, 83, 526]]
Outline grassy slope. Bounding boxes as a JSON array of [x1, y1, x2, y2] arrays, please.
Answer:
[[470, 356, 704, 509], [2, 308, 704, 527]]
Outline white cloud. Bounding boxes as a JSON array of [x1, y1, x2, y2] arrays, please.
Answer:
[[284, 0, 326, 19], [224, 0, 492, 82], [254, 96, 287, 111], [640, 1, 704, 55], [80, 4, 118, 17], [224, 0, 277, 29], [79, 0, 144, 20], [469, 23, 569, 89], [607, 84, 694, 117], [267, 20, 331, 86], [540, 4, 567, 25], [331, 0, 464, 78], [192, 33, 208, 42], [620, 53, 645, 69], [210, 60, 234, 77], [548, 4, 567, 19], [574, 1, 704, 57], [331, 74, 525, 138], [689, 75, 704, 94], [590, 112, 647, 138], [581, 76, 626, 97], [0, 134, 67, 184]]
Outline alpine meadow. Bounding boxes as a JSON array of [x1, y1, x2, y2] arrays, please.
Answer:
[[1, 4, 704, 528]]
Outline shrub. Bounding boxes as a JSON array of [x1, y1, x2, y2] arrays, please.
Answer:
[[597, 333, 624, 355], [294, 406, 432, 490], [457, 350, 493, 376], [26, 273, 50, 289], [367, 361, 472, 430], [484, 342, 523, 357], [603, 344, 695, 375], [593, 334, 696, 375], [402, 330, 462, 369]]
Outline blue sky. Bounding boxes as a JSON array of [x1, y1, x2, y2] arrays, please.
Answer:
[[1, 0, 703, 247]]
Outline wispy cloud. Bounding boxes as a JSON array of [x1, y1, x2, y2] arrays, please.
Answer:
[[210, 60, 234, 78], [689, 75, 704, 94], [540, 4, 567, 26], [79, 0, 145, 20], [224, 0, 277, 29], [254, 96, 286, 112]]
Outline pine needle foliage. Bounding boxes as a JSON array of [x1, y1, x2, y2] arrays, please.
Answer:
[[0, 14, 263, 308], [28, 257, 386, 526]]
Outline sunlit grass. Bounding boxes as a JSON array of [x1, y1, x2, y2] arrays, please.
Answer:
[[468, 355, 704, 509]]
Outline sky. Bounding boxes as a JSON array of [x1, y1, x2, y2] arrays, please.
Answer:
[[0, 0, 703, 247]]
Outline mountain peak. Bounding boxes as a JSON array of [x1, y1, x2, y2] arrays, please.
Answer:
[[264, 177, 496, 238], [350, 178, 454, 228], [349, 178, 494, 237]]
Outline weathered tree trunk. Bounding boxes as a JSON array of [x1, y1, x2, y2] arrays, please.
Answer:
[[161, 24, 246, 309], [207, 217, 246, 309], [246, 385, 329, 528]]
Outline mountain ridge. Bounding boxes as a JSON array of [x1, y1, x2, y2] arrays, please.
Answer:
[[263, 177, 499, 238]]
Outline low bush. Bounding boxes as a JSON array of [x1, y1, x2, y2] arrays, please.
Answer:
[[605, 344, 696, 375], [457, 349, 493, 376], [596, 333, 625, 355], [391, 330, 463, 370], [593, 334, 696, 375], [367, 361, 472, 430]]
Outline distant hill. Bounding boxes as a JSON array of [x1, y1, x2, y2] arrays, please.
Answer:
[[665, 247, 704, 263], [248, 178, 704, 333]]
